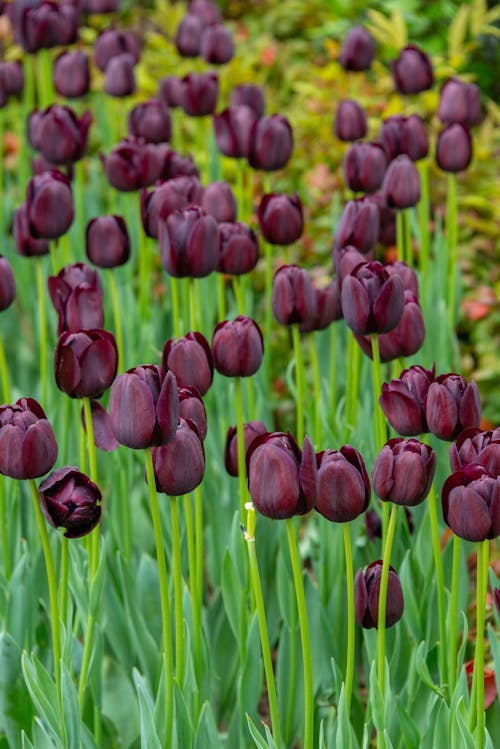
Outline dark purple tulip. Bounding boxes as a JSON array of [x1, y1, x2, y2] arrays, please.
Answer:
[[248, 114, 293, 172], [339, 26, 375, 71], [164, 150, 200, 180], [109, 366, 179, 449], [354, 290, 425, 362], [378, 115, 429, 162], [450, 428, 500, 476], [426, 373, 481, 441], [0, 398, 58, 480], [344, 142, 388, 194], [53, 51, 90, 99], [102, 137, 169, 192], [212, 316, 263, 377], [0, 256, 16, 312], [200, 23, 234, 64], [333, 245, 372, 285], [27, 170, 74, 239], [247, 432, 317, 519], [31, 153, 74, 181], [158, 76, 183, 109], [355, 561, 404, 629], [86, 215, 130, 268], [141, 176, 203, 238], [175, 13, 203, 57], [341, 260, 404, 336], [202, 181, 237, 223], [315, 445, 370, 522], [333, 197, 379, 254], [27, 109, 43, 151], [180, 72, 219, 117], [128, 99, 171, 144], [178, 386, 207, 440], [438, 78, 482, 127], [224, 420, 267, 476], [104, 53, 136, 98], [272, 265, 316, 326], [152, 418, 205, 495], [81, 399, 119, 452], [375, 198, 397, 246], [392, 45, 434, 94], [230, 84, 265, 118], [81, 0, 119, 12], [385, 261, 418, 296], [13, 202, 50, 257], [48, 262, 104, 335], [218, 222, 259, 276], [159, 205, 220, 278], [17, 1, 78, 53], [0, 61, 24, 103], [188, 0, 221, 25], [162, 331, 213, 396], [213, 106, 257, 159], [382, 155, 421, 209], [372, 438, 435, 506], [94, 29, 140, 72], [31, 105, 91, 165], [365, 509, 382, 541], [379, 365, 435, 436], [441, 465, 500, 541], [39, 466, 101, 538], [258, 193, 303, 245], [334, 99, 367, 142], [54, 329, 118, 399], [436, 124, 472, 173], [299, 281, 342, 333]]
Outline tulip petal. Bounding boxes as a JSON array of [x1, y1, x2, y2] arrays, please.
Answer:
[[447, 486, 491, 541], [341, 275, 370, 335], [109, 374, 156, 449]]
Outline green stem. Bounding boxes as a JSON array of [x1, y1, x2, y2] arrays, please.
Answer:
[[0, 478, 11, 580], [108, 272, 125, 371], [233, 275, 245, 315], [194, 485, 203, 647], [343, 523, 355, 715], [235, 377, 247, 519], [264, 241, 273, 379], [170, 495, 184, 687], [0, 334, 10, 403], [217, 274, 226, 323], [286, 518, 313, 749], [75, 160, 85, 246], [426, 481, 448, 693], [446, 173, 458, 329], [396, 211, 404, 264], [184, 494, 201, 697], [138, 225, 151, 322], [310, 334, 321, 447], [377, 504, 399, 700], [36, 257, 48, 406], [171, 277, 181, 337], [236, 158, 245, 222], [403, 209, 412, 268], [329, 323, 337, 430], [417, 160, 430, 278], [247, 376, 255, 422], [370, 335, 386, 451], [476, 540, 489, 747], [449, 533, 461, 694], [83, 397, 99, 574], [188, 277, 197, 331], [59, 536, 69, 627], [344, 331, 361, 442], [292, 325, 305, 445]]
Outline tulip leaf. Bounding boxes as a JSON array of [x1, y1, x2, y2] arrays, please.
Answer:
[[415, 642, 447, 698], [221, 548, 243, 643], [450, 696, 475, 749], [5, 554, 35, 651], [335, 683, 352, 749], [21, 652, 63, 745], [174, 682, 195, 749], [132, 669, 162, 749], [101, 657, 139, 748], [487, 623, 500, 706], [194, 702, 222, 749], [0, 632, 34, 749], [60, 661, 80, 749], [455, 611, 470, 680], [239, 613, 263, 722], [395, 697, 420, 748], [246, 713, 272, 749], [368, 661, 384, 732]]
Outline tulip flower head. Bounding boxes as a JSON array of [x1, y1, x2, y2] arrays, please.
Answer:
[[392, 45, 434, 94], [0, 398, 58, 480], [0, 255, 16, 312], [372, 438, 436, 506], [341, 260, 405, 336], [48, 262, 104, 335], [162, 331, 214, 396], [86, 215, 130, 268], [334, 99, 367, 142], [442, 465, 500, 542], [212, 316, 264, 378], [315, 445, 370, 522], [450, 427, 500, 476], [224, 421, 267, 477], [272, 265, 316, 326], [54, 329, 118, 399], [258, 193, 303, 245], [355, 561, 404, 629], [379, 365, 435, 436], [426, 373, 481, 441], [39, 466, 102, 538], [339, 26, 375, 71], [152, 418, 205, 495]]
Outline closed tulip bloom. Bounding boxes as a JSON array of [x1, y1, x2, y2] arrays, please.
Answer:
[[218, 222, 259, 275], [247, 432, 317, 519], [86, 215, 130, 268], [392, 45, 434, 94], [299, 281, 342, 333], [248, 114, 293, 172], [102, 137, 169, 191], [450, 427, 500, 475], [315, 445, 370, 522], [53, 51, 90, 99], [152, 418, 205, 496], [13, 203, 50, 257], [230, 84, 265, 118], [426, 373, 481, 441], [0, 398, 58, 480], [438, 78, 481, 127], [82, 0, 119, 12], [355, 561, 404, 629], [344, 142, 388, 194], [159, 205, 220, 278], [80, 399, 119, 452], [175, 13, 203, 57], [31, 105, 91, 165], [202, 181, 237, 223], [180, 72, 219, 117], [224, 420, 267, 476], [212, 316, 263, 377], [379, 365, 435, 436], [27, 170, 74, 239], [0, 61, 24, 101], [162, 331, 213, 396], [178, 386, 207, 440], [333, 198, 379, 254], [334, 99, 367, 142], [104, 53, 136, 98], [258, 193, 303, 245], [128, 98, 172, 144], [109, 366, 179, 449], [372, 438, 435, 506], [141, 176, 203, 238], [341, 260, 404, 336], [48, 262, 104, 335], [16, 1, 78, 53], [200, 23, 234, 64], [213, 105, 257, 159], [164, 150, 200, 180], [54, 329, 118, 399], [0, 256, 16, 312], [188, 0, 221, 25], [339, 26, 375, 71], [39, 466, 101, 538], [385, 261, 418, 296], [333, 245, 371, 285], [382, 155, 421, 208], [378, 115, 429, 161], [442, 465, 500, 541], [158, 76, 183, 109], [94, 29, 140, 72], [354, 290, 425, 362], [436, 124, 472, 173], [272, 264, 316, 326]]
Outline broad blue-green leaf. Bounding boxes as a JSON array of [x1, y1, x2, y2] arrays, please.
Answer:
[[60, 662, 80, 749], [0, 632, 33, 749], [246, 714, 270, 749], [239, 612, 263, 720], [369, 661, 384, 732], [335, 683, 351, 749], [132, 669, 161, 749], [450, 696, 475, 749], [194, 702, 222, 749], [395, 697, 420, 748], [175, 682, 195, 749], [488, 623, 500, 707], [21, 652, 62, 745], [221, 549, 242, 643], [5, 554, 35, 651]]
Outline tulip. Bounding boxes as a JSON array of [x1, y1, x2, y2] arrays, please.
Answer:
[[258, 193, 303, 245], [247, 432, 317, 519], [162, 331, 213, 396], [341, 260, 404, 336], [152, 418, 205, 495], [333, 197, 379, 254], [39, 466, 102, 538], [188, 0, 221, 25], [0, 61, 24, 103], [81, 0, 119, 12], [27, 170, 74, 239], [0, 256, 16, 312], [213, 106, 257, 159], [0, 398, 58, 480], [54, 329, 118, 399], [382, 155, 421, 208], [385, 261, 418, 296], [86, 215, 130, 268], [30, 105, 91, 166], [200, 23, 234, 64], [392, 45, 434, 94], [333, 99, 367, 142], [378, 114, 429, 162], [230, 84, 265, 118], [315, 445, 370, 522], [109, 366, 179, 449], [13, 203, 50, 257], [212, 316, 264, 378], [128, 98, 172, 144], [339, 26, 375, 71], [224, 420, 267, 476], [248, 114, 293, 171], [354, 290, 425, 362], [104, 53, 136, 98], [101, 137, 169, 191], [202, 181, 237, 223], [379, 365, 435, 436], [354, 561, 404, 629], [15, 1, 78, 53], [436, 124, 473, 173], [299, 281, 342, 333], [159, 205, 220, 278], [178, 386, 207, 440], [438, 77, 482, 127], [53, 51, 90, 98], [94, 29, 141, 72], [164, 150, 200, 180], [175, 13, 202, 57], [333, 245, 371, 285], [158, 76, 183, 109], [48, 262, 104, 335], [141, 176, 203, 238], [32, 153, 74, 181], [372, 438, 435, 507], [343, 142, 388, 194], [271, 265, 316, 326], [426, 373, 481, 441], [180, 72, 219, 117], [218, 222, 259, 275], [450, 427, 500, 475], [441, 465, 500, 541], [80, 399, 119, 452]]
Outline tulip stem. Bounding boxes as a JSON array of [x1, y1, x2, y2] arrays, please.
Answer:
[[286, 517, 313, 749], [184, 494, 201, 701], [59, 536, 69, 627], [469, 539, 489, 745], [37, 49, 54, 109], [83, 397, 99, 574], [427, 481, 448, 693], [396, 211, 404, 264], [449, 533, 461, 694], [329, 323, 337, 430], [245, 504, 283, 748], [35, 257, 48, 406], [235, 377, 248, 519], [377, 504, 399, 703], [344, 331, 361, 442], [264, 241, 273, 380], [75, 159, 85, 246], [217, 274, 226, 323], [0, 478, 11, 580], [138, 227, 151, 322], [171, 277, 181, 337], [233, 276, 244, 316], [144, 448, 174, 747], [343, 522, 355, 715], [446, 173, 458, 330], [417, 160, 430, 279], [403, 210, 412, 268], [0, 334, 10, 403], [108, 272, 125, 371], [292, 325, 305, 445], [169, 496, 184, 687], [310, 335, 321, 447], [370, 335, 386, 452]]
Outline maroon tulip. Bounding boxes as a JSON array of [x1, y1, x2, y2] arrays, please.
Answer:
[[27, 170, 74, 239], [379, 365, 435, 436], [48, 262, 104, 335], [392, 45, 434, 94], [450, 427, 500, 476], [0, 61, 24, 105], [333, 197, 379, 254], [141, 176, 203, 238], [200, 23, 234, 64], [339, 26, 375, 71], [178, 386, 207, 440], [16, 1, 78, 53], [372, 438, 435, 506], [104, 53, 136, 98], [230, 84, 265, 118], [378, 115, 429, 162], [247, 432, 317, 519], [53, 51, 90, 99], [109, 366, 179, 449], [128, 99, 172, 144], [426, 373, 481, 441], [334, 99, 367, 142], [299, 281, 342, 333], [159, 205, 220, 278], [436, 124, 473, 173], [175, 13, 203, 57], [333, 245, 371, 286], [438, 78, 482, 127], [82, 0, 119, 12], [152, 418, 205, 495], [224, 420, 267, 476], [0, 256, 16, 312], [101, 137, 169, 191], [180, 72, 219, 117], [374, 195, 397, 247], [344, 142, 388, 194], [315, 445, 370, 522], [164, 150, 200, 180], [188, 0, 221, 25], [441, 465, 500, 541], [218, 222, 259, 276], [80, 399, 118, 452], [162, 331, 213, 396], [382, 155, 421, 208], [355, 561, 404, 629], [354, 290, 424, 362], [202, 181, 237, 223], [212, 316, 264, 378], [29, 105, 91, 166], [258, 193, 303, 245], [39, 466, 101, 538], [158, 76, 183, 109], [248, 115, 293, 172], [54, 329, 118, 399], [86, 215, 130, 268], [0, 398, 58, 480], [272, 265, 316, 326], [341, 260, 404, 335], [94, 29, 140, 72], [213, 106, 257, 159], [13, 202, 50, 257], [385, 261, 419, 296]]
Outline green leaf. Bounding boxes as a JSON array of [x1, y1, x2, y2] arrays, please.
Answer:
[[60, 662, 80, 749], [246, 714, 269, 749], [369, 661, 384, 732], [450, 696, 475, 749], [221, 549, 243, 642], [395, 697, 420, 748], [21, 652, 63, 745], [174, 682, 195, 749], [0, 632, 34, 749], [487, 623, 500, 706], [415, 642, 447, 698], [239, 613, 263, 720], [335, 684, 351, 749], [132, 669, 161, 749], [194, 702, 222, 749]]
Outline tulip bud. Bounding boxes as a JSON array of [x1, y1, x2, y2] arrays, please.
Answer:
[[272, 265, 316, 326], [128, 98, 172, 144], [299, 281, 342, 333], [438, 78, 482, 127], [248, 114, 293, 172], [334, 99, 367, 142], [178, 386, 207, 440], [175, 13, 203, 57], [230, 84, 265, 118], [101, 137, 169, 191], [152, 418, 205, 495], [344, 142, 388, 194], [13, 203, 50, 257], [159, 205, 220, 278], [180, 72, 219, 117], [385, 261, 418, 296], [0, 61, 24, 103], [53, 51, 90, 99], [162, 331, 213, 396], [158, 76, 183, 109], [188, 0, 221, 25], [81, 399, 119, 452], [202, 181, 237, 223], [378, 114, 429, 162], [341, 260, 405, 336], [315, 445, 370, 522], [164, 150, 200, 180], [355, 561, 404, 629], [141, 176, 203, 238], [29, 105, 91, 166], [213, 105, 257, 159], [372, 438, 435, 506], [212, 316, 264, 378], [86, 215, 130, 268], [218, 222, 259, 275], [436, 124, 472, 173], [200, 23, 235, 64], [382, 155, 421, 208], [392, 45, 434, 94], [54, 329, 118, 399], [109, 366, 179, 449], [333, 197, 379, 254], [247, 432, 317, 519], [441, 465, 500, 541], [333, 245, 371, 285], [379, 365, 434, 436], [258, 193, 303, 245], [16, 1, 78, 53], [82, 0, 119, 12], [426, 373, 481, 441], [0, 256, 16, 312], [39, 466, 102, 538], [27, 170, 74, 239], [450, 427, 500, 476], [224, 420, 267, 476], [0, 398, 58, 480], [339, 26, 375, 71], [48, 262, 104, 335], [94, 29, 140, 72], [104, 53, 136, 98]]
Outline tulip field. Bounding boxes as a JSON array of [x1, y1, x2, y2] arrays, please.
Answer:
[[1, 0, 500, 747]]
